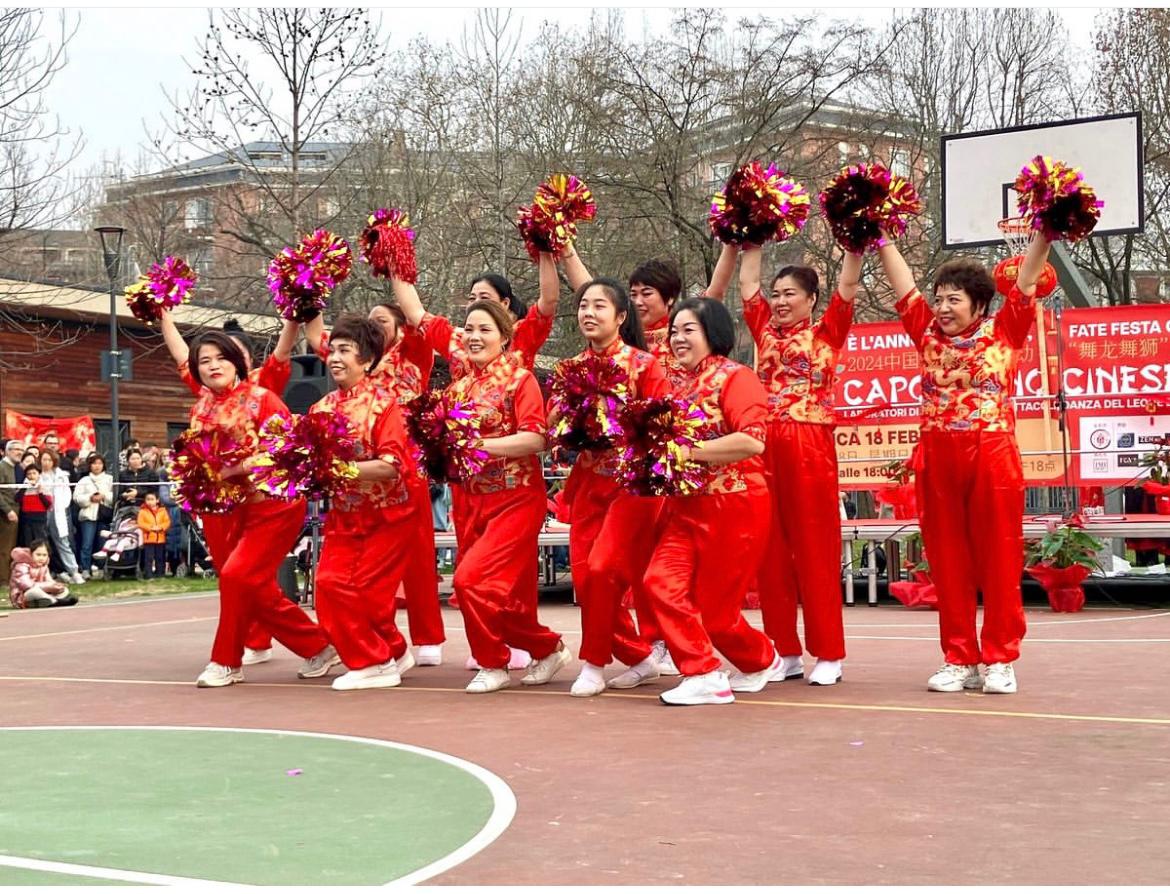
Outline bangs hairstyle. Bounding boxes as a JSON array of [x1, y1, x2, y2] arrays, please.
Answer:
[[629, 259, 683, 305], [189, 331, 249, 387], [464, 299, 514, 347], [331, 313, 387, 369], [470, 272, 515, 302], [933, 258, 996, 316], [772, 265, 820, 307], [574, 277, 647, 351], [670, 297, 736, 358]]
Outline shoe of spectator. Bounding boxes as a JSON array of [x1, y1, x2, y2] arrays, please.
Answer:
[[93, 551, 108, 560], [57, 573, 72, 584], [70, 573, 86, 585], [243, 648, 273, 666], [196, 663, 243, 688], [81, 570, 91, 581], [54, 595, 78, 607]]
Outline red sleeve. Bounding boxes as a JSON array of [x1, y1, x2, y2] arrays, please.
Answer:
[[417, 312, 455, 361], [397, 327, 435, 387], [895, 288, 933, 350], [256, 388, 292, 425], [513, 372, 547, 435], [995, 283, 1037, 349], [177, 360, 202, 397], [370, 400, 409, 470], [721, 366, 769, 442], [815, 292, 854, 351], [257, 355, 292, 394], [513, 303, 553, 368], [636, 352, 669, 400], [315, 330, 331, 363], [741, 289, 771, 344]]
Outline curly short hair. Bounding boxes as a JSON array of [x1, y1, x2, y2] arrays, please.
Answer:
[[933, 258, 996, 316]]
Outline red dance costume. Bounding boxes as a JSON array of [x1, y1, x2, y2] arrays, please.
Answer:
[[643, 355, 776, 676], [556, 341, 667, 668], [897, 285, 1033, 665], [744, 289, 853, 661], [447, 354, 562, 669], [310, 376, 417, 670], [187, 381, 329, 667]]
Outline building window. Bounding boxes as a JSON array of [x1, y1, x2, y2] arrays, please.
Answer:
[[890, 148, 911, 179], [191, 248, 212, 277], [711, 162, 733, 186], [184, 197, 212, 231], [837, 141, 851, 164]]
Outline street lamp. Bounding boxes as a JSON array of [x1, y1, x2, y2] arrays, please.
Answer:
[[94, 225, 125, 479]]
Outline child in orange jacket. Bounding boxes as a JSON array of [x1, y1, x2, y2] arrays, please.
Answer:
[[137, 491, 171, 580]]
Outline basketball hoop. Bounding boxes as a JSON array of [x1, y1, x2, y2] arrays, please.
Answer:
[[997, 216, 1034, 256], [993, 216, 1057, 299]]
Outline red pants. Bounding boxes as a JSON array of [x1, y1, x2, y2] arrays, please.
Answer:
[[205, 499, 328, 667], [315, 510, 411, 671], [917, 430, 1027, 665], [202, 514, 285, 653], [567, 467, 657, 667], [395, 482, 446, 646], [453, 485, 561, 669], [643, 490, 776, 676], [757, 422, 845, 660]]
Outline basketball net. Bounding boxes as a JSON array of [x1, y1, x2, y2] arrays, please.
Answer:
[[997, 216, 1033, 257]]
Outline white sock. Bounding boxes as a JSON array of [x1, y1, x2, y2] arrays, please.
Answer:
[[578, 662, 605, 684]]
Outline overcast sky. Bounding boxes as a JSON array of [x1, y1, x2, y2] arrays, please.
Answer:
[[40, 6, 1104, 184]]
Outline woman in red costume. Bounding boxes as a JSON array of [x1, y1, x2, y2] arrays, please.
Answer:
[[737, 246, 862, 686], [876, 232, 1051, 694], [642, 298, 781, 706], [183, 332, 336, 688], [541, 258, 669, 697], [445, 299, 571, 693]]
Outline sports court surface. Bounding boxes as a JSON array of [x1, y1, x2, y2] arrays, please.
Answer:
[[2, 594, 1168, 885]]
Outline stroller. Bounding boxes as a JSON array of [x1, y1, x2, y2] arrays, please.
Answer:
[[92, 505, 144, 580], [173, 510, 214, 579]]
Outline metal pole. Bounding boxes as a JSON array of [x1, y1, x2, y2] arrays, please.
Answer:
[[109, 276, 121, 480]]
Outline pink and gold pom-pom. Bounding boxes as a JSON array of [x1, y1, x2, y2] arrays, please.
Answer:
[[267, 229, 353, 322], [708, 162, 810, 245], [359, 208, 418, 283], [167, 428, 251, 514], [123, 256, 197, 323], [818, 162, 923, 254], [615, 396, 709, 497], [548, 354, 631, 452], [1014, 155, 1103, 244], [405, 391, 491, 484], [249, 411, 361, 502], [516, 173, 597, 261]]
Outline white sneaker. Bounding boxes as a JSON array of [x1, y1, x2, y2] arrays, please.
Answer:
[[70, 572, 86, 585], [298, 645, 341, 679], [331, 660, 402, 691], [729, 652, 782, 693], [57, 572, 72, 584], [243, 647, 273, 666], [196, 662, 243, 688], [660, 671, 735, 706], [982, 662, 1017, 694], [466, 667, 511, 694], [395, 649, 415, 677], [607, 656, 660, 690], [651, 640, 680, 676], [769, 654, 804, 682], [808, 658, 843, 686], [570, 664, 608, 697], [520, 643, 571, 686], [417, 645, 442, 666], [927, 663, 983, 693]]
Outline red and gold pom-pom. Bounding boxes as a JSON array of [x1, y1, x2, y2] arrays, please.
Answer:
[[818, 162, 923, 254], [709, 162, 810, 245], [249, 412, 361, 502], [359, 208, 418, 283], [124, 256, 197, 323], [615, 396, 709, 496], [516, 173, 597, 261], [267, 229, 353, 322], [405, 391, 491, 484], [548, 354, 630, 451], [168, 428, 251, 514], [1014, 156, 1103, 244]]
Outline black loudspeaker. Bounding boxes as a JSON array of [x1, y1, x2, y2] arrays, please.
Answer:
[[283, 354, 333, 413]]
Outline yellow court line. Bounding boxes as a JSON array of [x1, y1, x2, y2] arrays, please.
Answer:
[[0, 617, 218, 643], [3, 674, 1169, 727]]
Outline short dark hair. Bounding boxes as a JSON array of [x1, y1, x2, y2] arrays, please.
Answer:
[[933, 258, 996, 316], [670, 297, 736, 358], [629, 259, 683, 305], [189, 331, 249, 387], [330, 313, 387, 370], [86, 453, 106, 472], [573, 278, 646, 351], [464, 299, 514, 348], [126, 448, 142, 459], [28, 539, 49, 553], [771, 265, 820, 308], [470, 273, 515, 303], [222, 318, 255, 360], [143, 490, 159, 501]]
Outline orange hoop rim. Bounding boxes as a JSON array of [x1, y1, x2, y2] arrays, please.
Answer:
[[997, 216, 1034, 254]]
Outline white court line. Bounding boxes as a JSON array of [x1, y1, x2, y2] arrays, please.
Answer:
[[0, 853, 248, 887], [0, 616, 217, 643], [849, 635, 1170, 644], [0, 725, 517, 888], [66, 591, 218, 609]]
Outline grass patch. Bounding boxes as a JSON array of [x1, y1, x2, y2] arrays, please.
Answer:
[[71, 576, 219, 604]]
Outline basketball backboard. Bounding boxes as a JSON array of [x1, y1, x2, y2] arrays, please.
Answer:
[[940, 112, 1143, 249]]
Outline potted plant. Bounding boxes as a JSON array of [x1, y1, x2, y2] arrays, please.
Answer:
[[1140, 436, 1170, 515], [889, 533, 937, 609], [1024, 516, 1103, 612]]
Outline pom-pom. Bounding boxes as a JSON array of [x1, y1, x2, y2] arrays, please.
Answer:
[[267, 229, 353, 322], [548, 354, 630, 451], [708, 162, 810, 245], [359, 208, 418, 283], [516, 173, 597, 261], [248, 412, 361, 502], [123, 256, 197, 323], [168, 428, 251, 514], [615, 396, 709, 496], [818, 162, 923, 253], [405, 390, 491, 484], [1014, 156, 1103, 244]]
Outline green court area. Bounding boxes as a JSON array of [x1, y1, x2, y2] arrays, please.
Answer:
[[0, 728, 506, 885]]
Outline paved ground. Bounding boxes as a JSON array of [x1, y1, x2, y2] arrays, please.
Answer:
[[1, 594, 1168, 885]]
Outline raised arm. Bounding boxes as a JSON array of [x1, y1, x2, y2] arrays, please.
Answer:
[[704, 242, 740, 301], [836, 250, 863, 303], [390, 275, 427, 328], [158, 309, 189, 366], [876, 239, 919, 302], [738, 244, 764, 302], [1015, 233, 1052, 297], [304, 313, 327, 356], [559, 242, 592, 292], [271, 317, 299, 363], [537, 251, 561, 318]]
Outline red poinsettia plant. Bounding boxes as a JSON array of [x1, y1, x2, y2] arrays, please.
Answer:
[[1024, 514, 1103, 612], [1141, 436, 1170, 515]]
